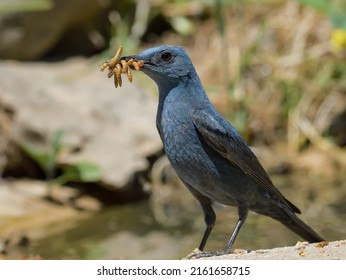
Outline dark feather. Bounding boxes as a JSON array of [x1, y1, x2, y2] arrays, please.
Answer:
[[192, 109, 301, 214]]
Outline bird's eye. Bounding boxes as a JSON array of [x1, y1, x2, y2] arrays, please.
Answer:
[[161, 52, 172, 61]]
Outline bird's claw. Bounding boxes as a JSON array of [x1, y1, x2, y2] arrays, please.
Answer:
[[186, 249, 231, 259]]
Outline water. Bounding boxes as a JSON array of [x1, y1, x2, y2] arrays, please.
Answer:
[[9, 173, 346, 259]]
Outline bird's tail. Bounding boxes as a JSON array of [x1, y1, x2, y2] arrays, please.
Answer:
[[274, 206, 325, 243]]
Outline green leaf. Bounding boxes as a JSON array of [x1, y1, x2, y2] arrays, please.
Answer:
[[297, 0, 330, 12], [330, 12, 346, 29], [57, 162, 102, 184], [169, 16, 195, 36], [298, 0, 346, 28], [21, 142, 51, 172], [0, 0, 54, 14]]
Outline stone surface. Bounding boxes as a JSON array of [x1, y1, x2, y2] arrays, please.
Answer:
[[0, 0, 115, 59], [197, 240, 346, 260], [0, 58, 161, 188]]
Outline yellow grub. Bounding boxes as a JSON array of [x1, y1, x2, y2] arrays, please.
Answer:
[[99, 46, 144, 88]]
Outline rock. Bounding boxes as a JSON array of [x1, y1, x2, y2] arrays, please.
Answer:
[[0, 180, 47, 217], [0, 0, 117, 60], [0, 58, 162, 189], [197, 240, 346, 260]]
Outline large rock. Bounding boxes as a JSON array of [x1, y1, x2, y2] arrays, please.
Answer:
[[0, 58, 162, 188], [0, 0, 117, 60], [198, 240, 346, 260]]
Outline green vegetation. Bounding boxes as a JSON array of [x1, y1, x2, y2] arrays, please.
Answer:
[[21, 130, 102, 185], [0, 0, 53, 14]]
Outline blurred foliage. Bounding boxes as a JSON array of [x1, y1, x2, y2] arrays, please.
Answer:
[[97, 0, 346, 153], [298, 0, 346, 54], [331, 29, 346, 52], [21, 130, 63, 180], [298, 0, 346, 28], [0, 0, 53, 14], [55, 162, 102, 185], [2, 0, 344, 153], [21, 130, 102, 185]]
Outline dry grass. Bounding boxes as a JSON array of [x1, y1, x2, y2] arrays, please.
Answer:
[[152, 0, 345, 160]]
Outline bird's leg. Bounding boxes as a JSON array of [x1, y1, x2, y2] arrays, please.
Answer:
[[198, 201, 216, 251], [223, 204, 248, 254], [183, 183, 216, 251], [189, 204, 248, 259]]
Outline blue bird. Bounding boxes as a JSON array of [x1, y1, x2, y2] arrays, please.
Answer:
[[121, 45, 324, 256]]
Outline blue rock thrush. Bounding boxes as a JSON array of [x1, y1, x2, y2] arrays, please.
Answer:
[[121, 45, 324, 256]]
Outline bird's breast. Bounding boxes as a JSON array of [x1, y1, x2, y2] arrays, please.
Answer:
[[158, 103, 219, 184], [156, 93, 241, 205], [158, 101, 200, 163]]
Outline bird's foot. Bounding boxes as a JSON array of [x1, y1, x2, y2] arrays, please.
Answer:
[[186, 248, 230, 259], [184, 248, 249, 259]]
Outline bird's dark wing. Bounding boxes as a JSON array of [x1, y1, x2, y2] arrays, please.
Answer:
[[192, 109, 301, 214]]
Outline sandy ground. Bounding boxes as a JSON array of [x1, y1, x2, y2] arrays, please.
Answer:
[[191, 240, 346, 260]]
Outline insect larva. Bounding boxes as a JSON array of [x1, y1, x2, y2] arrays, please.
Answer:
[[115, 64, 122, 87], [137, 60, 144, 67], [127, 67, 133, 83], [113, 74, 119, 88], [100, 62, 109, 72], [127, 58, 134, 66], [108, 68, 114, 78], [120, 60, 128, 73], [108, 45, 123, 68], [132, 61, 140, 71], [100, 46, 144, 88], [114, 69, 122, 88]]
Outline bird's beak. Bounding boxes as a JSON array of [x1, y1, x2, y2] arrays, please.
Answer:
[[120, 55, 136, 61], [120, 55, 145, 70]]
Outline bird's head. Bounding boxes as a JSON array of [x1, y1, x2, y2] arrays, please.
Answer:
[[121, 45, 197, 87]]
